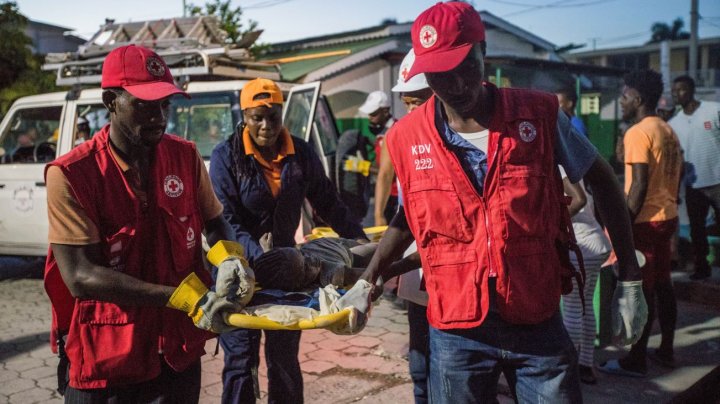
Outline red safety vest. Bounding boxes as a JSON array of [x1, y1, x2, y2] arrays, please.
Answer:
[[44, 125, 213, 389], [387, 85, 578, 328]]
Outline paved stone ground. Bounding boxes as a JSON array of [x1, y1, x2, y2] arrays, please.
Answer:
[[0, 277, 717, 403]]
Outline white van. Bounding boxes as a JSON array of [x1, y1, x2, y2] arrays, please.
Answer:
[[0, 81, 339, 256]]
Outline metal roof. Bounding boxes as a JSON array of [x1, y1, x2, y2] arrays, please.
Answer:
[[260, 38, 396, 82]]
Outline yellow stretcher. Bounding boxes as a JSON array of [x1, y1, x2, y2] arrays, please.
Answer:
[[225, 308, 352, 331], [213, 227, 384, 331]]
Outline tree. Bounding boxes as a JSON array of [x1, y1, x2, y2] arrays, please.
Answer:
[[0, 2, 32, 90], [0, 1, 58, 118], [648, 17, 690, 44], [186, 0, 259, 46]]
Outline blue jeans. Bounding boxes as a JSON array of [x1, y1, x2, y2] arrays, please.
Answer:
[[408, 301, 429, 404], [428, 311, 581, 404], [219, 328, 303, 404]]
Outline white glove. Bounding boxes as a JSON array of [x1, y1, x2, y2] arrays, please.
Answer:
[[216, 257, 256, 307], [328, 279, 373, 335], [611, 280, 648, 346]]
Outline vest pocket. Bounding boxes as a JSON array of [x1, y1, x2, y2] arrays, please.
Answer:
[[499, 238, 561, 324], [75, 301, 159, 382], [407, 178, 473, 247], [159, 206, 203, 273], [424, 248, 480, 323], [498, 169, 549, 239]]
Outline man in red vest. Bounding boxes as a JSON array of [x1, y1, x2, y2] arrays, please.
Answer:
[[45, 45, 250, 403], [358, 2, 648, 402]]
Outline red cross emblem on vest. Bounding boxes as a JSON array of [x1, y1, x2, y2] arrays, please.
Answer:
[[518, 121, 537, 143], [164, 175, 184, 198]]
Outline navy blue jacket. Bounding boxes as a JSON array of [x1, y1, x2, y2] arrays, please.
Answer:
[[210, 133, 366, 264]]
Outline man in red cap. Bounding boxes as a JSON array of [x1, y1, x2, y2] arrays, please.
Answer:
[[360, 2, 647, 402], [44, 44, 251, 402]]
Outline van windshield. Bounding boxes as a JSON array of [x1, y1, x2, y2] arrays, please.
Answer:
[[168, 91, 240, 158]]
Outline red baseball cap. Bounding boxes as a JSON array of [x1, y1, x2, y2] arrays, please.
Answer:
[[407, 2, 485, 80], [101, 45, 189, 101]]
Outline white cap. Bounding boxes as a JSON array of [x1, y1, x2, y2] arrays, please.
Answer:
[[392, 49, 429, 93], [359, 91, 391, 115]]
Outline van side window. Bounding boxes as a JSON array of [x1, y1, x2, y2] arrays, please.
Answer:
[[168, 92, 237, 159], [0, 106, 63, 164], [73, 104, 109, 147]]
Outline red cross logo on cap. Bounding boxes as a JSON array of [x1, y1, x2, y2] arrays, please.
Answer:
[[163, 175, 184, 198], [401, 67, 409, 81], [419, 25, 438, 48], [146, 57, 166, 77], [518, 121, 537, 143]]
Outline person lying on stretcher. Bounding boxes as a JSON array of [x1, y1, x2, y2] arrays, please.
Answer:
[[252, 233, 378, 292]]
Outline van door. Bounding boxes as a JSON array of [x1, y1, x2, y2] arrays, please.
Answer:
[[282, 82, 328, 174], [0, 102, 65, 256]]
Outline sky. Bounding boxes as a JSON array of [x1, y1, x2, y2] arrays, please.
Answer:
[[14, 0, 720, 51]]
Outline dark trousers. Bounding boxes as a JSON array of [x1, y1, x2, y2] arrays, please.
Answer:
[[219, 328, 302, 404], [685, 183, 720, 272], [407, 301, 429, 404], [627, 218, 679, 363], [64, 360, 201, 404]]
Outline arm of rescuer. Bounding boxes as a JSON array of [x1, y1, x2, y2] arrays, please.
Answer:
[[47, 153, 243, 333], [562, 176, 587, 218], [555, 109, 646, 346], [374, 140, 395, 226], [359, 209, 416, 287]]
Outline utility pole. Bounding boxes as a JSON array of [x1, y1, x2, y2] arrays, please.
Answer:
[[689, 0, 699, 81], [183, 0, 187, 17]]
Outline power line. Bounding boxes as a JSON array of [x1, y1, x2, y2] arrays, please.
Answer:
[[496, 0, 617, 18], [243, 0, 298, 10]]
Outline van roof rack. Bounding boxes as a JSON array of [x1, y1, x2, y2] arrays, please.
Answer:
[[43, 16, 280, 86]]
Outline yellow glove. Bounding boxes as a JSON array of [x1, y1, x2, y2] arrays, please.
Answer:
[[208, 240, 256, 307], [167, 273, 238, 333]]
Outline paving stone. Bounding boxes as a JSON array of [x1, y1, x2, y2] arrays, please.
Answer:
[[365, 317, 393, 328], [8, 386, 54, 404], [4, 357, 43, 372], [1, 377, 35, 395], [340, 354, 391, 373], [348, 335, 381, 348], [20, 364, 56, 380], [304, 374, 384, 402], [300, 330, 327, 343], [358, 381, 414, 403], [202, 381, 223, 397], [0, 369, 18, 383], [382, 321, 409, 335], [36, 374, 58, 390], [301, 360, 336, 374], [316, 337, 350, 351], [356, 325, 389, 337], [306, 348, 346, 365]]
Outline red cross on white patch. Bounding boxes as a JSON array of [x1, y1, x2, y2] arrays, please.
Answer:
[[518, 121, 537, 143], [419, 25, 437, 49], [164, 175, 184, 198]]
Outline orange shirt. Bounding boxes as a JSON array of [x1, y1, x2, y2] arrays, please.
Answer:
[[242, 126, 295, 198], [47, 143, 223, 245], [623, 116, 682, 223]]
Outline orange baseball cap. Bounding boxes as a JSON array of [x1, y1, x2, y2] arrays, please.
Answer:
[[240, 78, 284, 110]]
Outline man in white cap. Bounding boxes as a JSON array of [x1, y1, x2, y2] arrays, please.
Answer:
[[359, 2, 646, 402], [375, 49, 434, 227], [359, 90, 399, 224]]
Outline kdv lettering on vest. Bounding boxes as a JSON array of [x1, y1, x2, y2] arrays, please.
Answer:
[[411, 144, 433, 170]]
